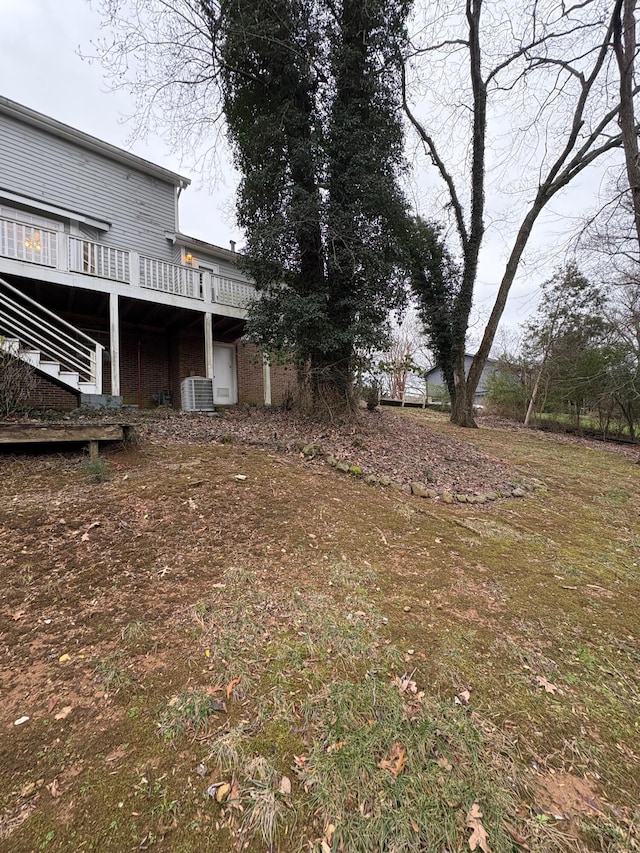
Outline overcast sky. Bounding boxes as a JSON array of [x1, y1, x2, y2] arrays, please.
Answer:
[[0, 0, 622, 336]]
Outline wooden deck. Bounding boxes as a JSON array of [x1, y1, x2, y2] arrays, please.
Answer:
[[0, 422, 134, 457]]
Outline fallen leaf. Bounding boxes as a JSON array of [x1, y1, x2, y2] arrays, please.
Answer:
[[47, 697, 57, 714], [234, 474, 247, 481], [504, 823, 530, 850], [20, 781, 37, 798], [58, 654, 70, 663], [226, 677, 241, 700], [14, 716, 29, 726], [279, 775, 292, 796], [228, 776, 242, 810], [215, 782, 231, 803], [379, 742, 407, 778], [410, 818, 419, 832], [395, 672, 418, 695], [105, 745, 128, 763], [535, 676, 558, 694], [327, 741, 347, 753], [46, 778, 61, 798], [12, 610, 25, 620], [54, 706, 72, 721], [188, 498, 197, 510], [466, 803, 490, 852], [455, 689, 471, 705], [437, 757, 453, 772]]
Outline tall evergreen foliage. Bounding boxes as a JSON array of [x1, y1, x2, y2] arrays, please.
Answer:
[[215, 0, 411, 409]]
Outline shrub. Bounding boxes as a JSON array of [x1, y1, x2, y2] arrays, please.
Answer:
[[0, 345, 37, 418]]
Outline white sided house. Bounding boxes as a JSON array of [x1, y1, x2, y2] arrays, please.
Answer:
[[0, 97, 294, 410], [424, 355, 500, 407]]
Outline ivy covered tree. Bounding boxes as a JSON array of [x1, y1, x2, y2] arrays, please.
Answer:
[[220, 0, 412, 410]]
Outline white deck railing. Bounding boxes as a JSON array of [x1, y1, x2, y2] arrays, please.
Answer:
[[214, 275, 255, 308], [69, 236, 130, 283], [0, 218, 57, 267], [0, 215, 255, 310], [139, 255, 203, 299]]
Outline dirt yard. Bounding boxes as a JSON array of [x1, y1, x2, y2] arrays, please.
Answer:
[[1, 408, 638, 852]]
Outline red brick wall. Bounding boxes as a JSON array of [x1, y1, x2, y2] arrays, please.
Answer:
[[169, 328, 205, 408], [119, 330, 170, 407], [115, 328, 204, 408], [236, 341, 264, 404], [27, 374, 79, 410], [236, 341, 297, 405], [270, 359, 297, 405]]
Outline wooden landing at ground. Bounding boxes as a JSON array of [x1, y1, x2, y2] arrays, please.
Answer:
[[0, 422, 134, 457]]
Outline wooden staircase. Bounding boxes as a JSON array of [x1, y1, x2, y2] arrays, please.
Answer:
[[0, 277, 103, 396]]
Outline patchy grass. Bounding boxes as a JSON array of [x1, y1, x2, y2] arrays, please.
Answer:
[[0, 410, 639, 852]]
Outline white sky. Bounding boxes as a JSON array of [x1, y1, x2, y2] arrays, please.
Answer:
[[0, 0, 623, 337]]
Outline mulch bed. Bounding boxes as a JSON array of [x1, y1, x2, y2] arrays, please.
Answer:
[[138, 406, 519, 495]]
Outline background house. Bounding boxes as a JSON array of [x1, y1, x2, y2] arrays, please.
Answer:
[[423, 355, 500, 407], [0, 96, 295, 410]]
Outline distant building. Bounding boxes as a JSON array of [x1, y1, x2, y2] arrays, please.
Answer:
[[423, 355, 500, 406]]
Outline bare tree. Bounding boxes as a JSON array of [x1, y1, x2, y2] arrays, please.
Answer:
[[377, 312, 432, 401], [403, 0, 631, 426], [613, 0, 640, 248]]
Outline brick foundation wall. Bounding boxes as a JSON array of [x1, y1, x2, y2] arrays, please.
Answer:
[[169, 328, 206, 408], [236, 341, 297, 405], [269, 359, 297, 405], [117, 327, 204, 408], [26, 374, 79, 411]]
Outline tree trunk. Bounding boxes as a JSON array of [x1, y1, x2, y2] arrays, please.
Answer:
[[309, 349, 355, 418], [450, 370, 478, 427], [613, 0, 640, 248]]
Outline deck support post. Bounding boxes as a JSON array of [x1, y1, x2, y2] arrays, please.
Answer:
[[263, 355, 272, 406], [109, 293, 120, 397], [204, 313, 214, 379]]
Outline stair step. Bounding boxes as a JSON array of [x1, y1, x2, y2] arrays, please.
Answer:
[[78, 382, 98, 395], [0, 337, 20, 355], [58, 371, 80, 389], [21, 350, 41, 367], [39, 361, 62, 378]]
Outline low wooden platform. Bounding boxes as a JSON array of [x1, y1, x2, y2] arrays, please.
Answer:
[[0, 422, 134, 457]]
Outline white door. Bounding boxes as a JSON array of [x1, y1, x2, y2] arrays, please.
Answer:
[[213, 344, 237, 404]]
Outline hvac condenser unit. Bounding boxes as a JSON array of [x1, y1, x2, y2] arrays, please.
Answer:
[[181, 376, 215, 411]]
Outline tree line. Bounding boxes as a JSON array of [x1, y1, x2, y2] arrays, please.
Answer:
[[487, 263, 640, 439]]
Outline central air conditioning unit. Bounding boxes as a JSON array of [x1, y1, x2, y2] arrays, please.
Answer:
[[181, 376, 215, 411]]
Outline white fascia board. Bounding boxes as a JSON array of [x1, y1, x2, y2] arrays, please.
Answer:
[[0, 189, 111, 231]]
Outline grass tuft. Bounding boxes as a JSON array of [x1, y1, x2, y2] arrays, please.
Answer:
[[300, 677, 519, 853]]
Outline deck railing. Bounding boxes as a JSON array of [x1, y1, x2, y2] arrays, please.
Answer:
[[139, 255, 203, 299], [69, 236, 130, 283], [0, 218, 58, 267], [0, 214, 255, 309], [213, 275, 255, 308]]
